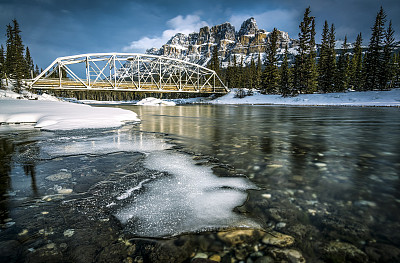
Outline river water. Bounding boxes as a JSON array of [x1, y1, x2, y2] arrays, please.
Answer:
[[1, 104, 400, 262]]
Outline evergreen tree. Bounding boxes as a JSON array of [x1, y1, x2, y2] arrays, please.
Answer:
[[318, 21, 336, 92], [238, 56, 244, 89], [0, 45, 4, 87], [249, 57, 257, 89], [5, 19, 27, 91], [34, 65, 40, 77], [382, 20, 395, 89], [255, 53, 262, 89], [293, 7, 318, 94], [209, 45, 220, 76], [25, 46, 34, 78], [392, 53, 400, 88], [336, 36, 350, 92], [5, 24, 13, 78], [363, 7, 386, 90], [280, 45, 291, 97], [349, 33, 363, 90], [309, 18, 318, 92], [229, 54, 238, 88], [262, 28, 279, 94]]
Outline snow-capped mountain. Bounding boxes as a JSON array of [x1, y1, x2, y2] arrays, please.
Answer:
[[146, 18, 297, 68]]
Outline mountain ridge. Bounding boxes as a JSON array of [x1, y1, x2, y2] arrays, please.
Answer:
[[146, 17, 296, 68]]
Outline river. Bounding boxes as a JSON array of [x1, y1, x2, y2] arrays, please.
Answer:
[[1, 104, 399, 262]]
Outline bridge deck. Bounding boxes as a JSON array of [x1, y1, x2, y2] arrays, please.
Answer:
[[31, 79, 228, 94]]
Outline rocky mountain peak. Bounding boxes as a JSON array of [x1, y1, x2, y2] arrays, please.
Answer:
[[146, 17, 294, 68], [167, 33, 188, 46], [238, 17, 258, 36]]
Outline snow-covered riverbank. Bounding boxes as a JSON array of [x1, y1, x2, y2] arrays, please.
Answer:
[[210, 89, 400, 107], [1, 86, 399, 130], [0, 89, 140, 130]]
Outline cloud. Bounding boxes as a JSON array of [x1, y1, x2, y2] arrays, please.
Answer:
[[229, 9, 299, 36], [123, 14, 208, 52]]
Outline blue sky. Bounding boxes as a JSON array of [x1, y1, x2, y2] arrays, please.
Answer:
[[0, 0, 399, 69]]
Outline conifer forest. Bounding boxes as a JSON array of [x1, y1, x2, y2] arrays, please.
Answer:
[[1, 6, 400, 98]]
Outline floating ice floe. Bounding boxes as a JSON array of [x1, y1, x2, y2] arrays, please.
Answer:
[[136, 97, 176, 106]]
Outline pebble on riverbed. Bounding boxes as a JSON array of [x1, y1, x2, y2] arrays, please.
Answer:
[[64, 229, 75, 237], [45, 172, 72, 181], [188, 229, 302, 263]]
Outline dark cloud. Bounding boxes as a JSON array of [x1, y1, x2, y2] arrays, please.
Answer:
[[0, 0, 398, 68]]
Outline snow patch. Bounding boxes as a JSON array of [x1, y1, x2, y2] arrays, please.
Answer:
[[136, 97, 176, 106]]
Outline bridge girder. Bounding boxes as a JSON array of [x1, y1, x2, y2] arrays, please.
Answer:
[[30, 53, 229, 94]]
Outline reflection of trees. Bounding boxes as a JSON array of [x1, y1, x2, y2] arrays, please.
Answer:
[[0, 138, 14, 223], [289, 115, 327, 187], [18, 141, 40, 197], [0, 135, 40, 224], [23, 162, 38, 196]]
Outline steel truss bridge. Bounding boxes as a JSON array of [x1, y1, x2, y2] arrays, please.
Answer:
[[29, 53, 228, 94]]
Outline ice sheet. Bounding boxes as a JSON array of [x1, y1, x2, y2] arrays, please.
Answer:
[[115, 151, 259, 237]]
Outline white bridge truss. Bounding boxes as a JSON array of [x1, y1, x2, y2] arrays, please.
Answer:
[[30, 53, 228, 93]]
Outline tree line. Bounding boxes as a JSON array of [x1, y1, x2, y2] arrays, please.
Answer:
[[209, 6, 400, 97], [0, 19, 41, 92]]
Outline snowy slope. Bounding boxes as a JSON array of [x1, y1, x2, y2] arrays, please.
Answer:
[[0, 88, 140, 130], [210, 89, 400, 107]]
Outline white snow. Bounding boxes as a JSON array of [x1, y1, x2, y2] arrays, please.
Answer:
[[210, 89, 400, 107], [136, 97, 176, 106], [0, 98, 140, 131]]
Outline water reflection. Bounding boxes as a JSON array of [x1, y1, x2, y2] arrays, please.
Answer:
[[0, 130, 42, 224], [0, 137, 13, 223], [128, 105, 400, 254]]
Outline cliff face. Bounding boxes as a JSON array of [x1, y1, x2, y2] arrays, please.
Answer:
[[146, 17, 296, 67]]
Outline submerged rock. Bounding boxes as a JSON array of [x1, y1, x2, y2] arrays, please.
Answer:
[[261, 231, 295, 248], [270, 249, 305, 263], [45, 172, 72, 181], [217, 229, 265, 246], [322, 241, 368, 263]]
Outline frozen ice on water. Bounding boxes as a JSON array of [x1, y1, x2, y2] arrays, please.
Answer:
[[41, 131, 171, 157], [116, 179, 151, 200], [115, 151, 259, 237]]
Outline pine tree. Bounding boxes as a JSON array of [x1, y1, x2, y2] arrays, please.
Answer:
[[34, 65, 40, 77], [336, 36, 350, 92], [309, 18, 318, 92], [262, 28, 279, 94], [382, 20, 395, 89], [25, 46, 34, 78], [256, 53, 262, 89], [318, 21, 336, 93], [349, 33, 363, 90], [209, 45, 220, 76], [0, 45, 4, 88], [230, 54, 238, 88], [249, 57, 256, 89], [293, 7, 317, 94], [363, 7, 386, 90], [5, 19, 27, 91], [5, 24, 13, 78], [280, 45, 291, 97], [392, 53, 400, 88]]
